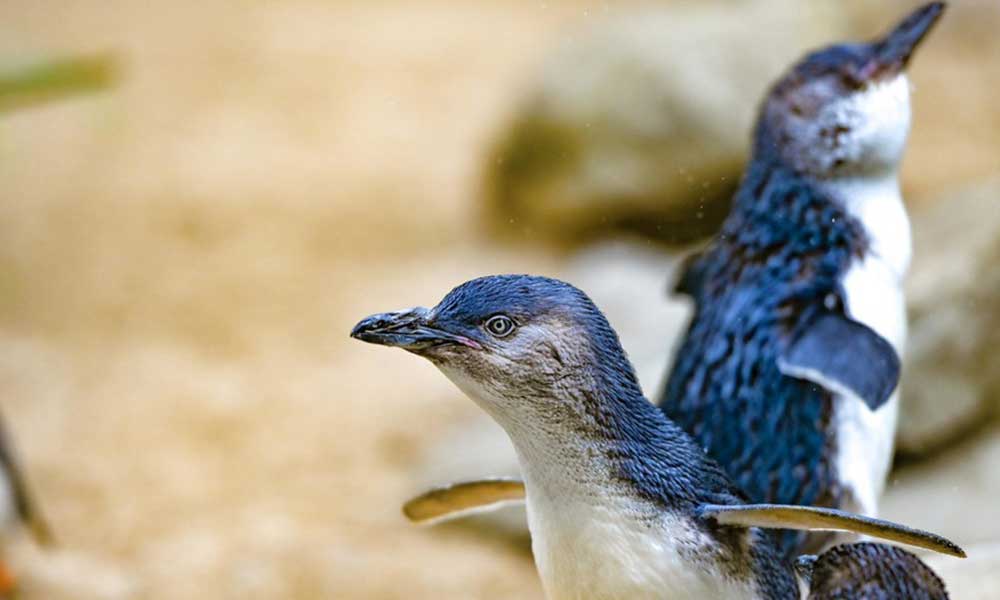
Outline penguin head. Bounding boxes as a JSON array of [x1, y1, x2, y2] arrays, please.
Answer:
[[351, 275, 642, 430], [756, 2, 944, 179]]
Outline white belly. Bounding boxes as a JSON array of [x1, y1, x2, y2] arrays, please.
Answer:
[[840, 253, 907, 353], [836, 239, 907, 516], [526, 492, 760, 600], [831, 173, 910, 517], [832, 388, 899, 516]]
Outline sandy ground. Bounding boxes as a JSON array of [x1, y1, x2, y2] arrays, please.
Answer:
[[0, 1, 996, 599]]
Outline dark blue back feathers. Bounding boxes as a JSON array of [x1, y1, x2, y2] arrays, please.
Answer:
[[659, 157, 868, 558]]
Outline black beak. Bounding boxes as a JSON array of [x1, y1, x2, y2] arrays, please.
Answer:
[[350, 307, 480, 351], [863, 2, 945, 80]]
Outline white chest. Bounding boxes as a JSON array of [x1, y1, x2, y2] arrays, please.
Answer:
[[441, 371, 764, 599], [829, 175, 910, 516], [838, 175, 910, 350], [524, 489, 759, 600]]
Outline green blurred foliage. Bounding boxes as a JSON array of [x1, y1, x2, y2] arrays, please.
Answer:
[[0, 53, 118, 113]]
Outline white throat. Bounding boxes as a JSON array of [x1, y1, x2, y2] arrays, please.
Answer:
[[435, 365, 761, 600], [830, 173, 911, 280]]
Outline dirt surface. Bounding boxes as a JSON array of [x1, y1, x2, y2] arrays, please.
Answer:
[[0, 2, 575, 597], [0, 1, 995, 599]]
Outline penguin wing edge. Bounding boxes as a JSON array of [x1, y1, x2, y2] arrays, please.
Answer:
[[697, 503, 965, 558], [402, 478, 526, 525], [777, 312, 900, 411]]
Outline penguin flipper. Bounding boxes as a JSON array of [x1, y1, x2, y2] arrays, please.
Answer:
[[777, 312, 900, 411], [402, 478, 526, 525], [697, 503, 965, 558]]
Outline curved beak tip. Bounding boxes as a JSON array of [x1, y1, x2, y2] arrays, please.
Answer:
[[349, 311, 403, 344], [873, 1, 946, 72], [349, 315, 383, 341], [350, 310, 414, 345], [349, 307, 454, 351]]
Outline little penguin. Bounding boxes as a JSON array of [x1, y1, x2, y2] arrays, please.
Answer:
[[352, 274, 962, 600], [658, 2, 946, 558]]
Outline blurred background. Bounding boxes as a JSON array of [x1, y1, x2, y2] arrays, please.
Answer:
[[0, 1, 998, 598]]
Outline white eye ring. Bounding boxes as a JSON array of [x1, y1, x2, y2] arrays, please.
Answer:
[[484, 315, 516, 338]]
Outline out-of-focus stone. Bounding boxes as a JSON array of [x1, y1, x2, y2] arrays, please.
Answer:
[[925, 542, 1000, 600], [883, 425, 1000, 549], [484, 2, 858, 244], [898, 180, 1000, 456]]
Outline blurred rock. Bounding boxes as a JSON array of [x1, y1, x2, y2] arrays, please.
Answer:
[[926, 542, 1000, 600], [883, 424, 1000, 548], [484, 2, 858, 244], [898, 180, 1000, 456], [882, 426, 1000, 600]]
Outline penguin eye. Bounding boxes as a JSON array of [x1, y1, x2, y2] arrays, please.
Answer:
[[484, 315, 516, 338], [839, 71, 864, 91]]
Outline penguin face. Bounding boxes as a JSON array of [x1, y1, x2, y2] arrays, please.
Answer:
[[352, 275, 641, 430], [765, 69, 912, 178], [758, 2, 943, 179]]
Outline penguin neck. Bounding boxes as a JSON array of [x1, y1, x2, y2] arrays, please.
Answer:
[[442, 360, 704, 510], [501, 383, 726, 518], [509, 386, 665, 509]]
